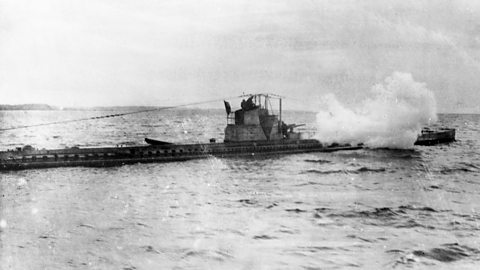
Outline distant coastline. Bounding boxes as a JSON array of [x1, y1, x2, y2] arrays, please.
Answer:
[[0, 104, 58, 110]]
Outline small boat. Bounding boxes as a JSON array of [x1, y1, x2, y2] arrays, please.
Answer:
[[0, 94, 362, 171], [144, 138, 173, 146], [414, 127, 456, 146]]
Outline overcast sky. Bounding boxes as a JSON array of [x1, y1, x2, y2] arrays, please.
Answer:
[[1, 0, 479, 112]]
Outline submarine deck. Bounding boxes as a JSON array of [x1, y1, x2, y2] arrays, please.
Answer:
[[0, 139, 362, 171]]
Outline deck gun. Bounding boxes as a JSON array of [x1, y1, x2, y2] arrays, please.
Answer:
[[281, 123, 306, 134]]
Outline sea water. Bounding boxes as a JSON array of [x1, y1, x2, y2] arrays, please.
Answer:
[[0, 109, 479, 269]]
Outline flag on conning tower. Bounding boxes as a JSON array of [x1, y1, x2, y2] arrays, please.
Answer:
[[224, 101, 231, 115]]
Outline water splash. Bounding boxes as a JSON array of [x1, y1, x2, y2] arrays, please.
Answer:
[[315, 72, 437, 149]]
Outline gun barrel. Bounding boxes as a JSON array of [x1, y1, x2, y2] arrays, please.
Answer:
[[287, 124, 306, 128]]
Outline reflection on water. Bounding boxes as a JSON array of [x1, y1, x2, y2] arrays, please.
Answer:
[[1, 111, 480, 269]]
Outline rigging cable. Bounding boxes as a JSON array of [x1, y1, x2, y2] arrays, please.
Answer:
[[0, 96, 241, 131]]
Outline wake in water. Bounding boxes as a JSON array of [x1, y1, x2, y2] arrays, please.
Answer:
[[315, 72, 437, 149]]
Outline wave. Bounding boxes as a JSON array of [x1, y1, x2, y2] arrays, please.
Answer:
[[304, 159, 332, 164], [141, 245, 160, 254], [285, 208, 308, 213], [303, 167, 386, 175], [316, 205, 450, 229], [392, 243, 480, 267], [253, 235, 277, 240], [238, 199, 258, 205], [459, 162, 480, 169], [327, 207, 399, 219], [439, 162, 480, 174], [397, 205, 437, 212], [181, 249, 234, 261], [413, 243, 480, 262]]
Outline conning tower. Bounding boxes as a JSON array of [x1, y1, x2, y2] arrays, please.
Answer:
[[223, 94, 301, 142]]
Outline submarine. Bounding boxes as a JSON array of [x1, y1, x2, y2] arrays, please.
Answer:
[[0, 94, 363, 171], [0, 93, 457, 171]]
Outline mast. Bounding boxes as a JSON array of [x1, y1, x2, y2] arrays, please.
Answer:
[[265, 94, 268, 111], [279, 97, 282, 125]]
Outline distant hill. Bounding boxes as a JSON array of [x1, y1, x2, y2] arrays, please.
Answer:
[[0, 104, 58, 110]]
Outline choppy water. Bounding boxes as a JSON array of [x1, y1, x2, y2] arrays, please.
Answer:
[[1, 110, 479, 269]]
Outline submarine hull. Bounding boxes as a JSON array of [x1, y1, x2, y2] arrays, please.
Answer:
[[0, 140, 362, 171]]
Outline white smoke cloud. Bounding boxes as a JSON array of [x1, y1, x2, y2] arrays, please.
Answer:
[[314, 72, 437, 149]]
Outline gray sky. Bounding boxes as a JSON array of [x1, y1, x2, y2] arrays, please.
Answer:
[[1, 0, 479, 112]]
